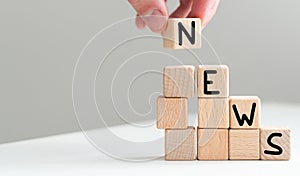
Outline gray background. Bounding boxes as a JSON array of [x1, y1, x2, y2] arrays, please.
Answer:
[[0, 0, 299, 144]]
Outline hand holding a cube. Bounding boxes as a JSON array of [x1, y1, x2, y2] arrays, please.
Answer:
[[128, 0, 220, 32]]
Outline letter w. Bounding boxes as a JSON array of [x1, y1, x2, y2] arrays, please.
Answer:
[[232, 103, 256, 126]]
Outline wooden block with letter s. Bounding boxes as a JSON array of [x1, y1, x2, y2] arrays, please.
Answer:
[[162, 18, 201, 49], [260, 128, 290, 160]]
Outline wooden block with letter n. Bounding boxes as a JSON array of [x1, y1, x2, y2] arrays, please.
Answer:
[[229, 96, 261, 129], [163, 65, 195, 98], [198, 129, 228, 160], [229, 129, 260, 160], [197, 65, 229, 98], [156, 96, 187, 129], [198, 98, 229, 128], [165, 127, 197, 160], [260, 128, 291, 160], [162, 18, 201, 49]]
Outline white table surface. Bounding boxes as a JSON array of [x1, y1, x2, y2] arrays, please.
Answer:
[[0, 103, 299, 176]]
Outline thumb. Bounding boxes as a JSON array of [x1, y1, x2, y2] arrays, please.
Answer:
[[128, 0, 168, 33]]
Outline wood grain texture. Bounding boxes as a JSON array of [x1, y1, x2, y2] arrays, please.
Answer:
[[163, 65, 195, 98], [229, 96, 261, 129], [260, 128, 290, 160], [162, 18, 201, 49], [156, 96, 188, 129], [197, 65, 229, 98], [165, 127, 196, 160], [229, 129, 260, 160], [198, 98, 229, 128], [198, 129, 228, 160]]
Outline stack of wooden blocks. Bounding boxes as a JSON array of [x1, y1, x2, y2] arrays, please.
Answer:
[[156, 18, 291, 161]]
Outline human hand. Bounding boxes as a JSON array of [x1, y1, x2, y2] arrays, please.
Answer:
[[128, 0, 220, 33]]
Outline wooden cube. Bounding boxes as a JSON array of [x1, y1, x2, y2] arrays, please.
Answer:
[[165, 127, 197, 160], [198, 129, 228, 160], [162, 18, 201, 49], [260, 128, 291, 160], [229, 96, 261, 129], [197, 65, 229, 98], [198, 98, 229, 128], [229, 129, 260, 160], [163, 65, 195, 98], [156, 96, 188, 129]]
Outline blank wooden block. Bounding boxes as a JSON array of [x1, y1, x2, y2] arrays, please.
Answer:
[[198, 98, 229, 128], [165, 127, 197, 160], [156, 96, 187, 129], [163, 65, 194, 98], [229, 129, 260, 160], [229, 96, 261, 129], [162, 18, 201, 49], [197, 65, 229, 98], [260, 128, 290, 160], [198, 129, 228, 160]]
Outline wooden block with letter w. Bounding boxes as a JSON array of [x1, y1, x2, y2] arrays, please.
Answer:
[[229, 96, 261, 129]]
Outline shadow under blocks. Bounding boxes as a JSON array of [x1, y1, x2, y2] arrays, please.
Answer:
[[156, 18, 290, 161]]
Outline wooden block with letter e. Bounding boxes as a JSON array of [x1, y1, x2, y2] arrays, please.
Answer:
[[197, 65, 229, 98], [229, 129, 260, 160], [260, 128, 291, 160], [156, 96, 187, 129], [162, 18, 201, 49], [229, 96, 261, 129], [198, 98, 229, 128], [165, 127, 197, 160], [163, 65, 195, 98], [198, 129, 228, 160]]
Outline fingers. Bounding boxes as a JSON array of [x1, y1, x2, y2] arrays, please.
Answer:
[[170, 0, 193, 18], [129, 0, 220, 32], [128, 0, 168, 33], [136, 15, 146, 29], [188, 0, 220, 28]]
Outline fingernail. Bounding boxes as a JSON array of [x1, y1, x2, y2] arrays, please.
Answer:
[[141, 9, 167, 33]]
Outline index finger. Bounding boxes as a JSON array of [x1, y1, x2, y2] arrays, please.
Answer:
[[188, 0, 220, 28]]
